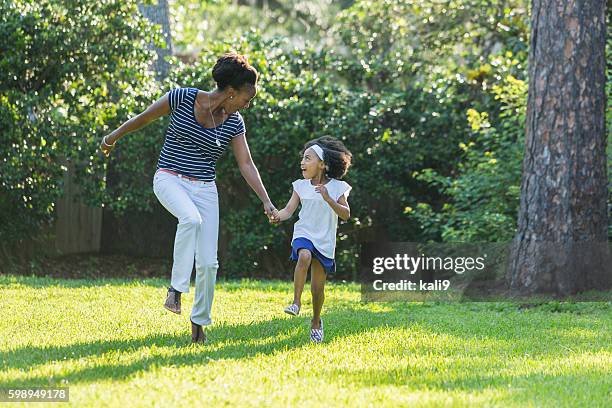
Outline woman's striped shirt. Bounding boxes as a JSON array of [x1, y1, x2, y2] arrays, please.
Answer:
[[156, 87, 246, 181]]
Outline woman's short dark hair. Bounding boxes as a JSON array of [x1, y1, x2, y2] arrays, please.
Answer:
[[303, 136, 353, 179], [212, 52, 258, 90]]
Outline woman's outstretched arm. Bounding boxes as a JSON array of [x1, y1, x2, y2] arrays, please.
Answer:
[[231, 133, 276, 218], [100, 93, 171, 156]]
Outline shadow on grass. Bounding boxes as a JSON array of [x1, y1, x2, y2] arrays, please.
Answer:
[[1, 299, 610, 390], [0, 307, 405, 388]]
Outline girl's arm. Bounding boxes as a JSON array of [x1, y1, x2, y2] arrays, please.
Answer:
[[275, 190, 300, 222], [315, 184, 350, 221], [326, 194, 350, 221], [231, 134, 276, 217], [100, 93, 171, 156]]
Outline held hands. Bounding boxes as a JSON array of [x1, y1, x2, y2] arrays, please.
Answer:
[[263, 202, 280, 224], [99, 135, 115, 157], [269, 208, 281, 224]]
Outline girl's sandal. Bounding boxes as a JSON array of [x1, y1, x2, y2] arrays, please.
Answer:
[[310, 319, 324, 343], [284, 303, 300, 316]]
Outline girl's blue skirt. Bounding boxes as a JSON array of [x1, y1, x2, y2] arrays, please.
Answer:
[[290, 237, 336, 275]]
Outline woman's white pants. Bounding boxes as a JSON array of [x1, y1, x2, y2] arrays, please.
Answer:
[[153, 170, 219, 326]]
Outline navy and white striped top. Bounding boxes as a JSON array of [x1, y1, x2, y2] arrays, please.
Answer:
[[156, 87, 246, 181]]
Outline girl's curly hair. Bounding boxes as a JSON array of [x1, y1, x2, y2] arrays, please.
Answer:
[[302, 136, 352, 179]]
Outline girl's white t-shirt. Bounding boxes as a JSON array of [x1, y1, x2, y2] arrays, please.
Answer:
[[291, 178, 352, 259]]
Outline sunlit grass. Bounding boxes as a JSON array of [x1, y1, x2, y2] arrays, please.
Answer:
[[0, 275, 610, 407]]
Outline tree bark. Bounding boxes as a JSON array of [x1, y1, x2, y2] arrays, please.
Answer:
[[508, 0, 610, 295]]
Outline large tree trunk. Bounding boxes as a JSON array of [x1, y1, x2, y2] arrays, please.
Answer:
[[507, 0, 610, 295]]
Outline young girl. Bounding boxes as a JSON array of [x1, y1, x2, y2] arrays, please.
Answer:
[[271, 136, 352, 343]]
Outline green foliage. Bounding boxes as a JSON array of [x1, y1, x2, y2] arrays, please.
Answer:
[[0, 0, 160, 240], [333, 0, 529, 90], [334, 0, 531, 245], [6, 0, 608, 277], [170, 0, 353, 55], [410, 56, 528, 242]]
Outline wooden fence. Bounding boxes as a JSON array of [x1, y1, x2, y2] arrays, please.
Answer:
[[54, 166, 102, 254]]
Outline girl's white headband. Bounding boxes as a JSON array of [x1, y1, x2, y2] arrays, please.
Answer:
[[310, 144, 325, 161]]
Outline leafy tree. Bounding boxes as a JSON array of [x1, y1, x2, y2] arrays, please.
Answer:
[[0, 0, 160, 244], [409, 51, 528, 242]]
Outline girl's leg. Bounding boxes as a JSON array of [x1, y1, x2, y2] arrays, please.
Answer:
[[153, 171, 202, 293], [190, 182, 220, 327], [293, 249, 312, 307], [310, 258, 326, 329]]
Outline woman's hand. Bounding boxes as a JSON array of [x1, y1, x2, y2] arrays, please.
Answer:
[[263, 201, 279, 222], [100, 135, 116, 157], [315, 184, 331, 202], [269, 208, 281, 224]]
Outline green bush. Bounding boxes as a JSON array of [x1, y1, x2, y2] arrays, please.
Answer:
[[13, 0, 607, 280], [409, 53, 528, 242], [0, 0, 160, 243]]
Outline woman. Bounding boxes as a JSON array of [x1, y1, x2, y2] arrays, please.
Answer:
[[100, 52, 276, 344]]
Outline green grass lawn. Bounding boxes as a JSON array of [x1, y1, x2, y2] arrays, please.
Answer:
[[0, 275, 610, 407]]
